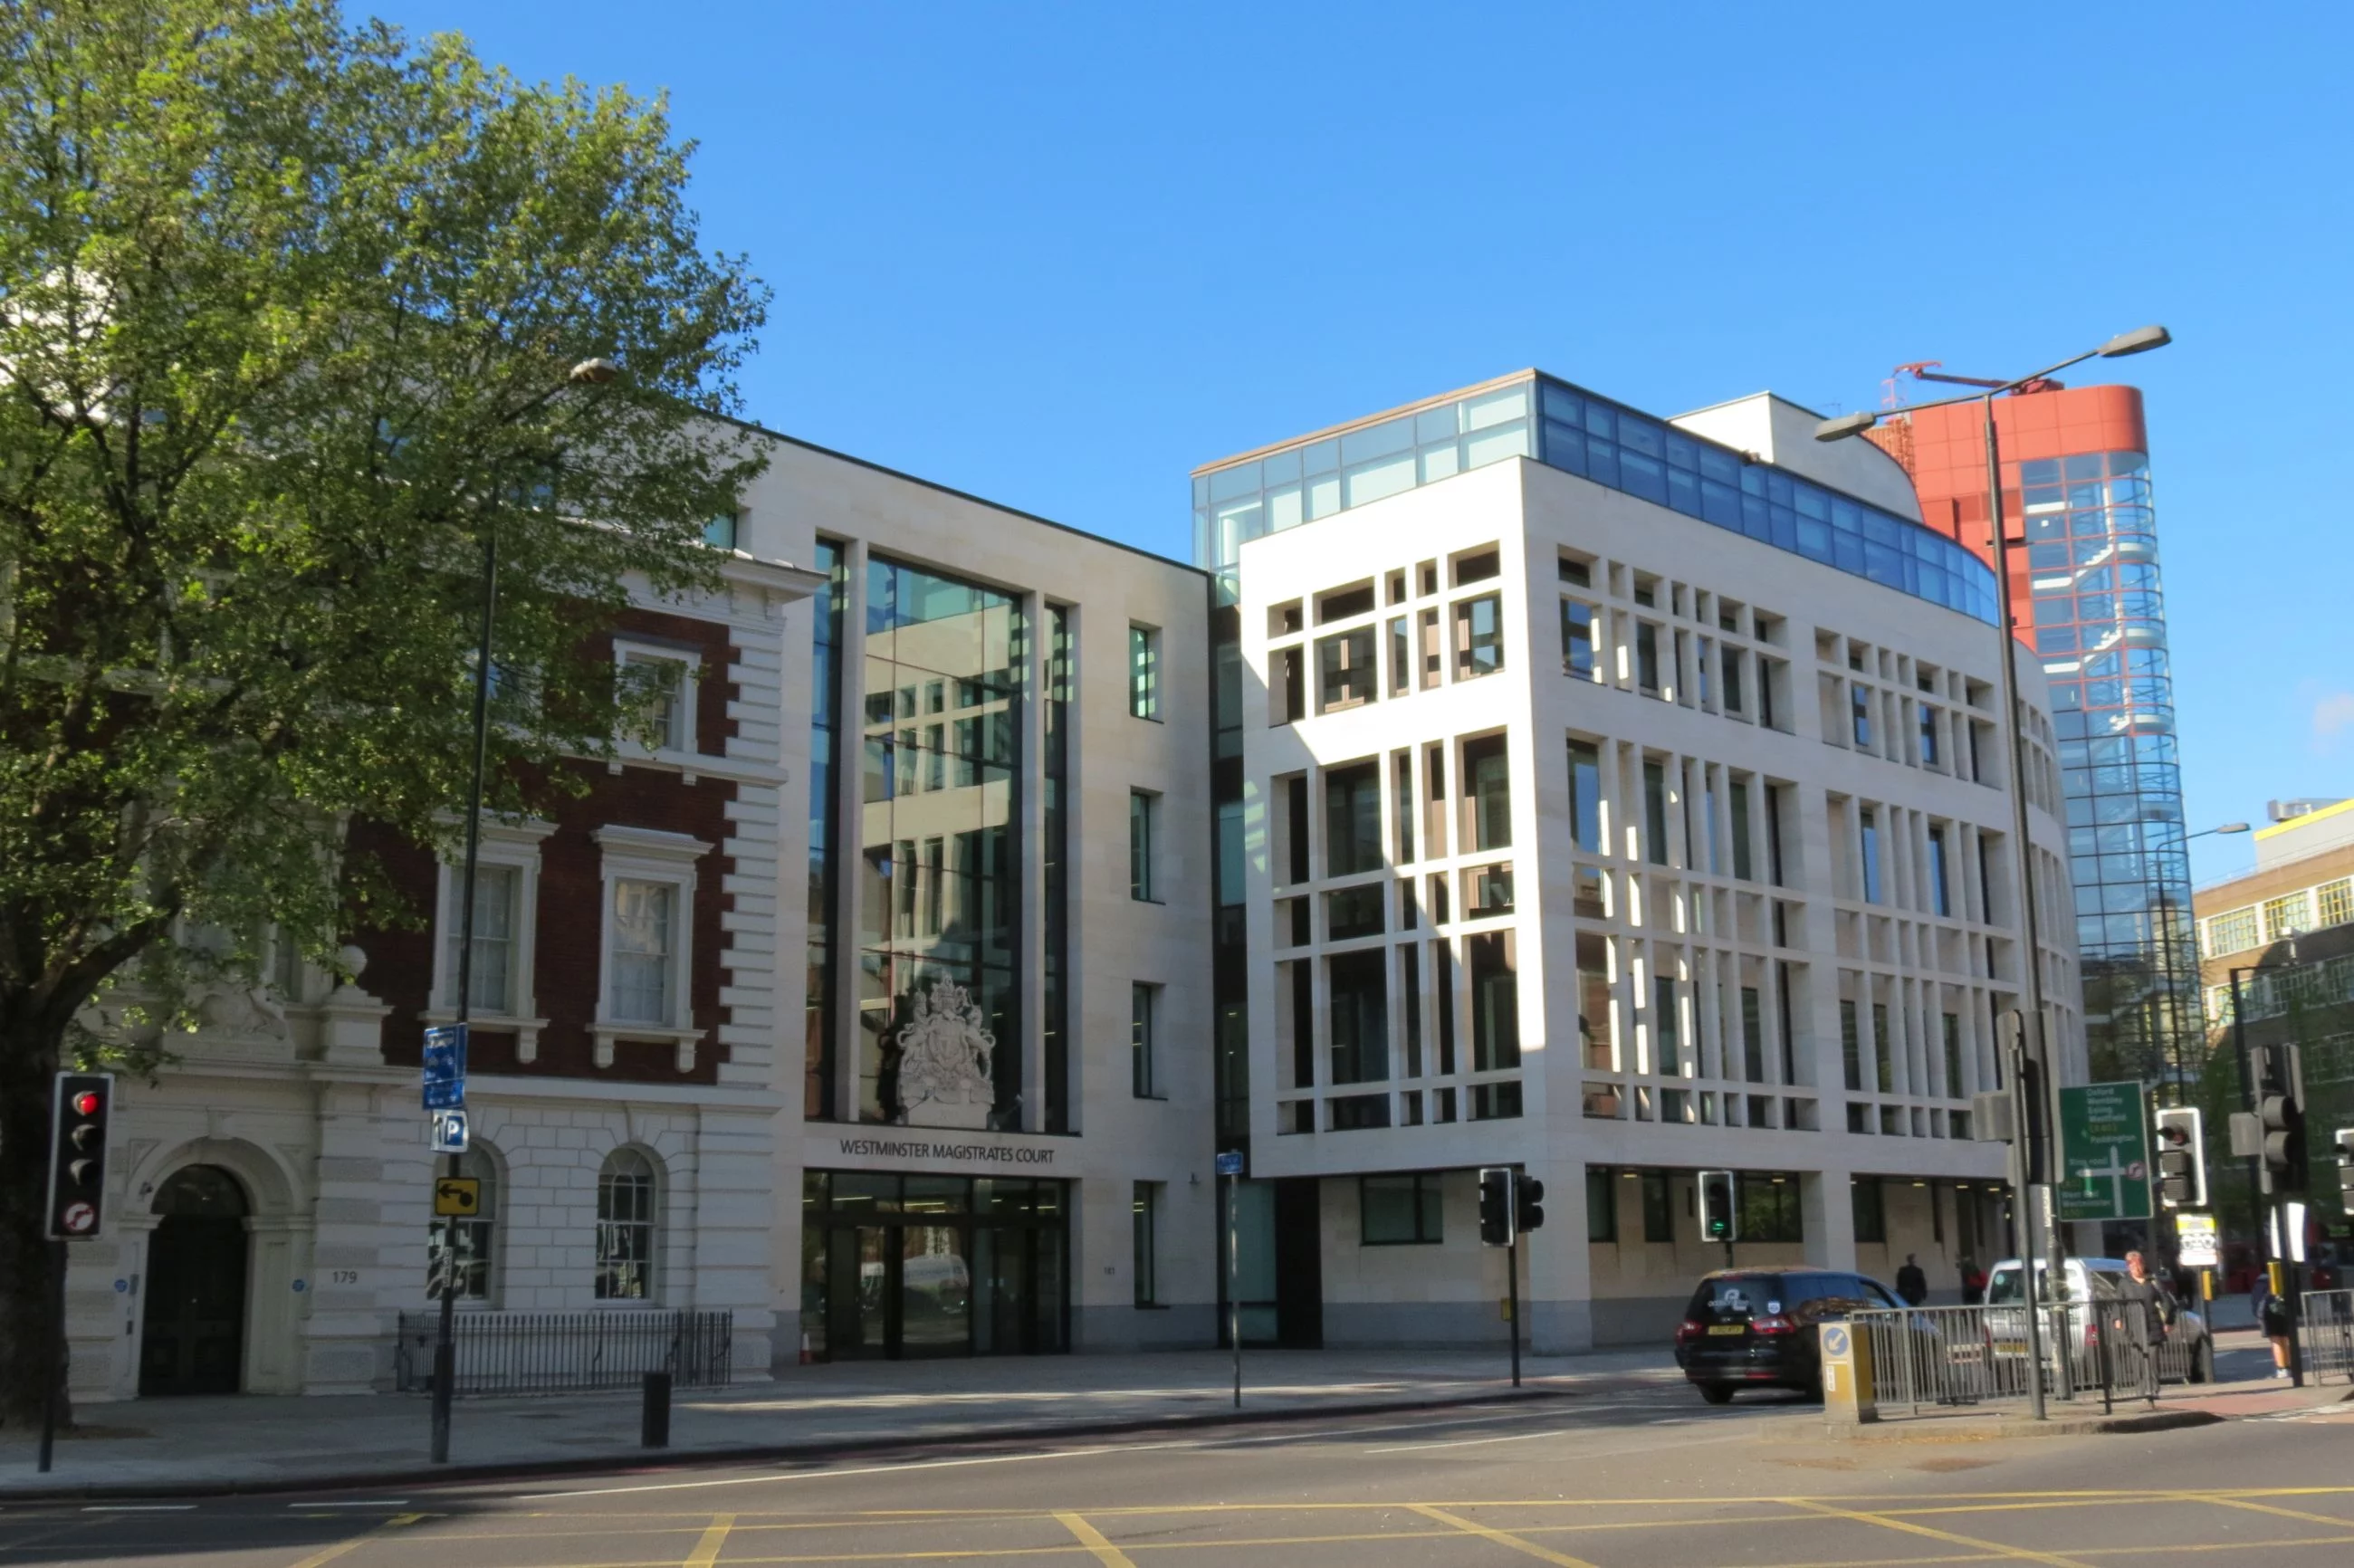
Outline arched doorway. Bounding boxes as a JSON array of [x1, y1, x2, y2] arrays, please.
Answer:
[[140, 1165, 250, 1396]]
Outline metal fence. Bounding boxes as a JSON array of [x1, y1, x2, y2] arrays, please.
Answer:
[[393, 1310, 734, 1396], [1854, 1299, 2202, 1418], [2304, 1289, 2354, 1384]]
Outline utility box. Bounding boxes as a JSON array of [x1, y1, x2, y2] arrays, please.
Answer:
[[1819, 1320, 1877, 1425]]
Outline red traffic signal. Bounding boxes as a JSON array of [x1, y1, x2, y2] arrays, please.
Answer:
[[46, 1071, 115, 1240], [73, 1089, 102, 1115]]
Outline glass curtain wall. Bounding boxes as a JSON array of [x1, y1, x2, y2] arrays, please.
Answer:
[[1043, 607, 1072, 1132], [2025, 451, 2197, 1085], [805, 540, 847, 1117], [858, 558, 1025, 1127]]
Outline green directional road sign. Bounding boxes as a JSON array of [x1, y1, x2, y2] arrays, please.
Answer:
[[2058, 1080, 2153, 1223]]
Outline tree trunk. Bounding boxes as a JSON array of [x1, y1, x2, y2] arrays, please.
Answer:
[[0, 1005, 69, 1429]]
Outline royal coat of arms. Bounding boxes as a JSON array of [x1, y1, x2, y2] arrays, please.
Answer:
[[893, 977, 997, 1129]]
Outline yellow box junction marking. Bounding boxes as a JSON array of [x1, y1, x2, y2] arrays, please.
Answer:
[[684, 1512, 737, 1568], [1054, 1511, 1138, 1567], [1407, 1504, 1602, 1567]]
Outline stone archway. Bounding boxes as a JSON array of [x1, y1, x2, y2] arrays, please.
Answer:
[[124, 1137, 304, 1397]]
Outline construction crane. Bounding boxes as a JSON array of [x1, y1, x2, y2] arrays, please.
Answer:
[[1883, 359, 2066, 408]]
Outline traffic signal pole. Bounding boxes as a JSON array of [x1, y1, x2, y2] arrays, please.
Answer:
[[1507, 1233, 1521, 1389]]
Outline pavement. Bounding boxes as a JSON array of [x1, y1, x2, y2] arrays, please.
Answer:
[[6, 1362, 2354, 1568], [0, 1346, 1679, 1499]]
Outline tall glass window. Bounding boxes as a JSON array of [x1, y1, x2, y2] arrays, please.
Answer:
[[1454, 595, 1504, 679], [1562, 599, 1595, 678], [595, 1148, 656, 1301], [857, 558, 1024, 1127], [1131, 983, 1157, 1098], [1325, 761, 1383, 876], [1568, 740, 1603, 853], [1128, 625, 1160, 719], [805, 541, 846, 1118], [445, 865, 519, 1014], [1643, 761, 1670, 866], [1130, 792, 1158, 902], [1928, 827, 1951, 917], [1469, 932, 1518, 1072], [1464, 735, 1511, 852], [1859, 808, 1882, 904]]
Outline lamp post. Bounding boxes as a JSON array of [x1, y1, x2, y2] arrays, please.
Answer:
[[1817, 325, 2171, 1419], [428, 355, 619, 1466]]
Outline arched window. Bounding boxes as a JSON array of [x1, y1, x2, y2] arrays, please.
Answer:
[[595, 1148, 657, 1301], [426, 1146, 499, 1305]]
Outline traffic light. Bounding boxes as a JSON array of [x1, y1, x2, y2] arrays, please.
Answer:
[[1514, 1175, 1545, 1235], [2252, 1043, 2309, 1195], [1478, 1166, 1515, 1248], [2154, 1106, 2206, 1209], [1698, 1170, 1737, 1242], [2335, 1129, 2354, 1216], [46, 1071, 114, 1240]]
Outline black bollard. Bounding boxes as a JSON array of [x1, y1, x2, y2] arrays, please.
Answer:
[[641, 1370, 672, 1448]]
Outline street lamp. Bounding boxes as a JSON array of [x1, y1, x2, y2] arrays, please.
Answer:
[[428, 352, 621, 1466], [1818, 326, 2172, 1420]]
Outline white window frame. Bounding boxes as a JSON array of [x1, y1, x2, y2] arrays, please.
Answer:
[[425, 818, 557, 1061], [591, 825, 713, 1071], [614, 637, 703, 762]]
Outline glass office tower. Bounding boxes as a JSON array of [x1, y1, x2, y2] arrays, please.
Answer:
[[1873, 385, 2197, 1088]]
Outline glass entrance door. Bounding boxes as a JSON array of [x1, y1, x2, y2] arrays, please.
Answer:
[[804, 1171, 1067, 1360], [898, 1225, 971, 1354]]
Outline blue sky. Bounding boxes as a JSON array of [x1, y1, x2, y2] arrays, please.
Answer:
[[378, 2, 2349, 885]]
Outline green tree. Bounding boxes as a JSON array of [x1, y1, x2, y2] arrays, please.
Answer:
[[0, 0, 768, 1426]]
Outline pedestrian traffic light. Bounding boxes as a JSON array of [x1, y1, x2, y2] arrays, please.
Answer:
[[46, 1071, 114, 1240], [2154, 1106, 2206, 1209], [1478, 1166, 1515, 1248], [2252, 1043, 2309, 1195], [2335, 1128, 2354, 1217], [1698, 1170, 1737, 1242], [1514, 1175, 1545, 1235]]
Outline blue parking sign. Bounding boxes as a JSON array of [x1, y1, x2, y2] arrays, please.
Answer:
[[422, 1023, 467, 1111]]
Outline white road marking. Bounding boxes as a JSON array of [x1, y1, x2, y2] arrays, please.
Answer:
[[290, 1500, 411, 1507], [81, 1505, 196, 1512]]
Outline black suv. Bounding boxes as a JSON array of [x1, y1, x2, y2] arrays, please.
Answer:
[[1672, 1268, 1904, 1403]]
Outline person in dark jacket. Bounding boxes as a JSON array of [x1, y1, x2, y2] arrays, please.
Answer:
[[1959, 1257, 1986, 1305], [1895, 1254, 1929, 1306], [2253, 1278, 2292, 1379]]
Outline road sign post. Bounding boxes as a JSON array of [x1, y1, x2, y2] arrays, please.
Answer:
[[1216, 1149, 1244, 1408]]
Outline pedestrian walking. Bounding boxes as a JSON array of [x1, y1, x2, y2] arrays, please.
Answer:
[[1895, 1253, 1928, 1306], [1959, 1256, 1986, 1306], [2111, 1249, 2173, 1394], [2253, 1277, 2292, 1379]]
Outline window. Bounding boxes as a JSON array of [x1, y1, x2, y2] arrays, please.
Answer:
[[1729, 779, 1754, 880], [2264, 892, 2312, 942], [1643, 760, 1670, 866], [1872, 1002, 1892, 1096], [1464, 734, 1511, 851], [1130, 791, 1158, 901], [1636, 623, 1661, 693], [1943, 1012, 1964, 1099], [1641, 1170, 1674, 1243], [1741, 986, 1766, 1083], [1737, 1175, 1804, 1244], [595, 1148, 657, 1300], [1928, 827, 1951, 917], [1454, 594, 1504, 679], [2320, 878, 2354, 929], [1567, 739, 1602, 853], [441, 864, 526, 1016], [1842, 999, 1862, 1092], [1129, 625, 1161, 719], [1329, 949, 1389, 1084], [617, 643, 695, 753], [1919, 704, 1938, 766], [1654, 975, 1680, 1076], [702, 510, 741, 550], [1388, 616, 1411, 697], [1392, 751, 1416, 863], [1851, 684, 1871, 749], [2203, 906, 2259, 958], [1132, 1182, 1161, 1305], [1586, 1168, 1618, 1241], [1722, 646, 1745, 713], [591, 825, 710, 1066], [1317, 626, 1378, 712], [1325, 761, 1383, 876], [1131, 983, 1159, 1097], [1418, 607, 1441, 690], [1469, 932, 1518, 1071], [1362, 1173, 1445, 1244], [1852, 1177, 1886, 1245], [610, 879, 676, 1023], [1562, 599, 1596, 678], [426, 1146, 497, 1303], [1859, 808, 1882, 904]]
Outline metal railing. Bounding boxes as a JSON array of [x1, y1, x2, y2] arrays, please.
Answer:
[[393, 1309, 733, 1396], [2303, 1289, 2354, 1384], [1854, 1299, 2196, 1418]]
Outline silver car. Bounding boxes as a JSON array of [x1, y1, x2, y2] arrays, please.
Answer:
[[1985, 1257, 2215, 1384]]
